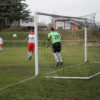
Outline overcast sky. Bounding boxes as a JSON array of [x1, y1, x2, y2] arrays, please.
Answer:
[[25, 0, 100, 21]]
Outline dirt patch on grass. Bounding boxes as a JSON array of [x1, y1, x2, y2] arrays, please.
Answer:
[[0, 66, 33, 70]]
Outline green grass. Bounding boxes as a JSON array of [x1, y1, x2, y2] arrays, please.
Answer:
[[0, 29, 100, 100], [0, 44, 100, 100], [0, 47, 35, 87], [0, 76, 100, 100], [50, 63, 100, 77]]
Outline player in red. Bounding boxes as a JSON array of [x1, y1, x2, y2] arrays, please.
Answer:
[[0, 37, 3, 51], [25, 29, 35, 60]]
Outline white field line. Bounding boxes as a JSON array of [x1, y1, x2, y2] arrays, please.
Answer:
[[44, 63, 84, 76], [89, 62, 100, 64], [0, 76, 36, 92], [45, 72, 100, 80]]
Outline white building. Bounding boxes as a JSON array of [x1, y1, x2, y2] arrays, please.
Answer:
[[55, 20, 71, 30]]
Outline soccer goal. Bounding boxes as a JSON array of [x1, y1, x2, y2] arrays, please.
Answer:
[[34, 12, 100, 79]]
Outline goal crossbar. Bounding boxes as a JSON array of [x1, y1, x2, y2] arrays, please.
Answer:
[[36, 12, 86, 20]]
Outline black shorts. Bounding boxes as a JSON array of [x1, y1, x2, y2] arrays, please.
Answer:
[[52, 42, 61, 53]]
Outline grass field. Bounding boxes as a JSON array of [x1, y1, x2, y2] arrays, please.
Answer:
[[0, 30, 100, 100], [0, 44, 100, 100], [0, 47, 35, 88]]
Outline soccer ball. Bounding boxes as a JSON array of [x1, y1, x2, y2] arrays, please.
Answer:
[[13, 34, 17, 38]]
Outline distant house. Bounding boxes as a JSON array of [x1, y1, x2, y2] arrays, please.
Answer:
[[71, 22, 78, 30], [55, 20, 71, 30], [51, 19, 78, 30]]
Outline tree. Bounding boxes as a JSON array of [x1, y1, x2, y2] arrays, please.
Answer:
[[0, 0, 33, 29], [0, 0, 9, 29]]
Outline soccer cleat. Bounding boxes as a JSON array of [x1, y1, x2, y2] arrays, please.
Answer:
[[29, 56, 32, 60], [60, 62, 63, 65], [56, 62, 60, 67]]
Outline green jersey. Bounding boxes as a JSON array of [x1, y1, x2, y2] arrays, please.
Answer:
[[48, 32, 61, 44]]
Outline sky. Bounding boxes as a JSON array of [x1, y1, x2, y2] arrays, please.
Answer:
[[25, 0, 100, 22]]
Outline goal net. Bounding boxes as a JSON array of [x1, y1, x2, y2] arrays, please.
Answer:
[[34, 12, 100, 79]]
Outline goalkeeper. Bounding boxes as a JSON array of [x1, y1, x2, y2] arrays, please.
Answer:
[[48, 27, 63, 66]]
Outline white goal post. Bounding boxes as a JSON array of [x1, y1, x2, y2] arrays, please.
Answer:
[[34, 11, 88, 76], [34, 12, 39, 76]]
